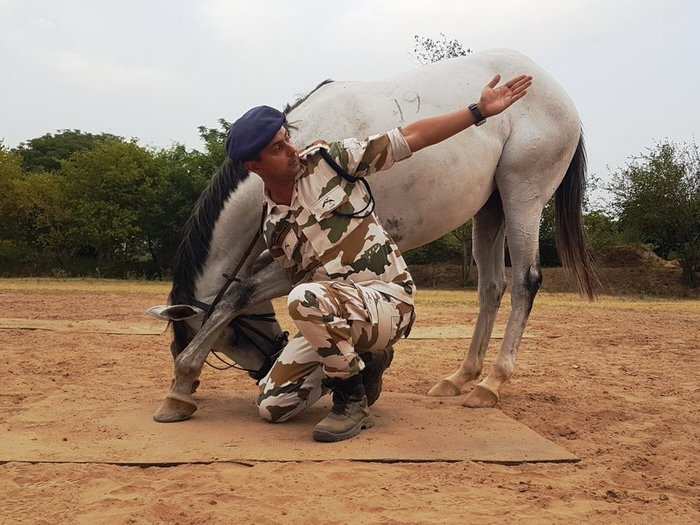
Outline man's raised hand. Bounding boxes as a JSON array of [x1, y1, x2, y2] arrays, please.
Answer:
[[479, 74, 533, 118]]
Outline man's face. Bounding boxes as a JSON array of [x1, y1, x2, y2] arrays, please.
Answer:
[[245, 127, 300, 183]]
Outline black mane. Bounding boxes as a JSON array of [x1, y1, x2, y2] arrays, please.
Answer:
[[169, 158, 249, 351], [284, 79, 334, 116]]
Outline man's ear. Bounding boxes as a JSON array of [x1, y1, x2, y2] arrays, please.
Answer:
[[244, 160, 257, 173]]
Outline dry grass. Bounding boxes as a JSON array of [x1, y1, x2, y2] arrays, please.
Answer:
[[0, 277, 170, 295]]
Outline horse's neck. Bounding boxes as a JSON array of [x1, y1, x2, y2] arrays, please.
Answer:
[[194, 175, 266, 303]]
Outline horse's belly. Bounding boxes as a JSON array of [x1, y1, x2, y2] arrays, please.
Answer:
[[372, 132, 502, 251]]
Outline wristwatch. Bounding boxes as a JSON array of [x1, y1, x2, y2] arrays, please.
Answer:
[[468, 103, 487, 126]]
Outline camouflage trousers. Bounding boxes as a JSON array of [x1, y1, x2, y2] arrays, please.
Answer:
[[257, 280, 415, 423]]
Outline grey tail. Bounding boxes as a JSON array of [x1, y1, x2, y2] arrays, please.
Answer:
[[554, 129, 599, 300]]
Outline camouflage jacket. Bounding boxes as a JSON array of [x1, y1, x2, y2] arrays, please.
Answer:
[[262, 127, 416, 305]]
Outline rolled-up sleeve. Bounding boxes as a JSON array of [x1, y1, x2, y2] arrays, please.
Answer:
[[327, 127, 413, 178]]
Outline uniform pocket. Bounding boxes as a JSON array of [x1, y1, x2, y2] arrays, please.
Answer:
[[309, 185, 348, 218]]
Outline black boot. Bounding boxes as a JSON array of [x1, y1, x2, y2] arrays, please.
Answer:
[[313, 375, 371, 442], [359, 347, 394, 406]]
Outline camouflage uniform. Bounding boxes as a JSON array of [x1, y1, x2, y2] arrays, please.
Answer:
[[257, 128, 416, 422]]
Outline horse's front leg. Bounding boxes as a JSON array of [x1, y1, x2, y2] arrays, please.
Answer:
[[154, 261, 293, 422], [154, 305, 237, 422]]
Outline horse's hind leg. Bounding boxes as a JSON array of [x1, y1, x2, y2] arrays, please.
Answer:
[[428, 191, 506, 397], [463, 194, 544, 408]]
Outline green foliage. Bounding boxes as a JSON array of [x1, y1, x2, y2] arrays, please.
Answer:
[[609, 140, 700, 286], [539, 201, 558, 266], [14, 129, 123, 172], [59, 141, 158, 270], [0, 145, 24, 238], [0, 123, 226, 278], [196, 118, 231, 173], [583, 210, 623, 253], [404, 232, 462, 265]]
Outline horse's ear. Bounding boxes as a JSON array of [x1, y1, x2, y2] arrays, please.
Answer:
[[146, 304, 205, 321]]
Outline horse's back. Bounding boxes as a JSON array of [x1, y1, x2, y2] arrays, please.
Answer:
[[286, 49, 581, 250]]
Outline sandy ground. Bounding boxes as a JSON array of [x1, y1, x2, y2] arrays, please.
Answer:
[[0, 279, 699, 524]]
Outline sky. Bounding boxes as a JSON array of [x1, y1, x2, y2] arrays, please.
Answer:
[[1, 0, 698, 195]]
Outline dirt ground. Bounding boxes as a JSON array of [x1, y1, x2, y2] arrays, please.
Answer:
[[1, 279, 699, 524]]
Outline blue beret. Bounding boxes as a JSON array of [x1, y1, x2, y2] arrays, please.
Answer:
[[226, 105, 286, 162]]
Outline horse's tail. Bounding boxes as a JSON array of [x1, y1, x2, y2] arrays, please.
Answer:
[[555, 129, 599, 300]]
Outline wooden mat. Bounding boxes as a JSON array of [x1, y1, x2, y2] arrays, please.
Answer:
[[1, 391, 576, 465]]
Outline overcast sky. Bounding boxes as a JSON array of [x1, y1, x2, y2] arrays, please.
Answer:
[[1, 0, 697, 191]]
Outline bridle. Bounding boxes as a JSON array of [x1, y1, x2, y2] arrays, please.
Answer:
[[192, 203, 288, 380]]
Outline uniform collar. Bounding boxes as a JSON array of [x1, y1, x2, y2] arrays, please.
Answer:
[[261, 163, 306, 213]]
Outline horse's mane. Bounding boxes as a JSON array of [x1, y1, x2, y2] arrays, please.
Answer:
[[169, 78, 335, 352], [169, 158, 249, 349], [284, 79, 334, 116]]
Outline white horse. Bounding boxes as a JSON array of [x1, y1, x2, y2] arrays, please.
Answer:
[[150, 48, 596, 422]]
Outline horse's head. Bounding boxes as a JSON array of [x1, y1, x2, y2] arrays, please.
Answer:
[[148, 256, 293, 381]]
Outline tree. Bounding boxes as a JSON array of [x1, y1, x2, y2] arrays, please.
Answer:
[[14, 129, 123, 172], [413, 33, 471, 65], [196, 118, 231, 173], [145, 144, 212, 276], [59, 141, 161, 273], [0, 144, 23, 238], [583, 210, 623, 254], [610, 140, 700, 287]]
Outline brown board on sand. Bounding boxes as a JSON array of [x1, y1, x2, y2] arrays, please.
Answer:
[[1, 391, 577, 465]]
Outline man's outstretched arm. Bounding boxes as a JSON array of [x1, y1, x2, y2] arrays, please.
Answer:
[[400, 74, 533, 153]]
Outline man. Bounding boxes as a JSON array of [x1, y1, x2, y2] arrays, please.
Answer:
[[227, 73, 532, 442]]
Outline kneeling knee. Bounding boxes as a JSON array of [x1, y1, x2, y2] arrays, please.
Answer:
[[257, 398, 300, 424], [287, 283, 319, 316]]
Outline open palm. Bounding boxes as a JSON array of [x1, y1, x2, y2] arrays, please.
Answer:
[[479, 74, 533, 117]]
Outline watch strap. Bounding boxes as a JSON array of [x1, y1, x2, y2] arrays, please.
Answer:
[[468, 103, 486, 127]]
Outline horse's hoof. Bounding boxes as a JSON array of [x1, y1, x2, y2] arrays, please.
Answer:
[[153, 393, 197, 423], [463, 385, 499, 408], [427, 379, 461, 397]]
